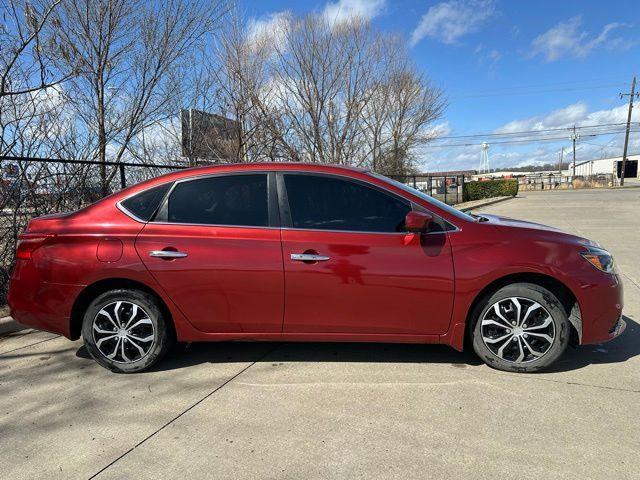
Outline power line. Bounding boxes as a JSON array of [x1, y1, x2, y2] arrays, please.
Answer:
[[433, 122, 636, 141], [424, 129, 640, 148], [451, 83, 628, 99]]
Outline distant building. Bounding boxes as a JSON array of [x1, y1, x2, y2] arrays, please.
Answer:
[[561, 154, 639, 179], [473, 154, 639, 181]]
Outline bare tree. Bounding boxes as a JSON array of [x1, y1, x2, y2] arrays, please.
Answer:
[[48, 0, 227, 194], [0, 0, 75, 98], [362, 37, 445, 175], [216, 13, 445, 175]]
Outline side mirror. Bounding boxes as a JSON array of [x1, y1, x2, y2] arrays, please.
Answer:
[[405, 211, 433, 233]]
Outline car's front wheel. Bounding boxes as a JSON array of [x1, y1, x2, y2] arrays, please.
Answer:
[[82, 289, 173, 373], [472, 283, 570, 372]]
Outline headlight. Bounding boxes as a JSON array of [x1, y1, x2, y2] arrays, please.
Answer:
[[580, 247, 615, 273]]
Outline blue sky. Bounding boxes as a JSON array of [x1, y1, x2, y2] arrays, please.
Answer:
[[240, 0, 640, 171]]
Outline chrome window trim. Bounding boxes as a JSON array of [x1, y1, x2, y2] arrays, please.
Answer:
[[145, 221, 280, 230], [115, 168, 461, 233], [280, 226, 454, 236], [116, 201, 147, 223]]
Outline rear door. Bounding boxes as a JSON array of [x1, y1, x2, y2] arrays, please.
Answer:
[[279, 172, 455, 335], [135, 172, 284, 333]]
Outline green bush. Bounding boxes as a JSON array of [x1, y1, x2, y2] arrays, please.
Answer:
[[462, 179, 518, 202]]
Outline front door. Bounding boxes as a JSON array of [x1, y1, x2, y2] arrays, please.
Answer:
[[279, 173, 455, 335], [135, 172, 284, 333]]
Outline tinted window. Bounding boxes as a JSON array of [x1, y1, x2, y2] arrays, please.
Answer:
[[167, 174, 268, 226], [284, 174, 411, 232], [369, 172, 474, 223], [121, 183, 171, 221]]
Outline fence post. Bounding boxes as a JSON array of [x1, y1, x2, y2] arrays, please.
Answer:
[[119, 163, 126, 189], [413, 175, 417, 189], [444, 176, 447, 204]]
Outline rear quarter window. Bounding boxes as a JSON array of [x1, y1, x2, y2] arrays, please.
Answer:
[[120, 183, 172, 221]]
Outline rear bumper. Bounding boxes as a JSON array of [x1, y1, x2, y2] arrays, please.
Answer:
[[7, 261, 83, 338]]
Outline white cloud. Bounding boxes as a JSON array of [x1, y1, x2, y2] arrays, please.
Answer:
[[531, 16, 628, 61], [493, 101, 634, 134], [411, 0, 495, 46], [420, 102, 640, 171], [426, 121, 452, 139], [322, 0, 386, 25], [246, 11, 292, 49], [495, 102, 590, 133], [474, 44, 502, 65]]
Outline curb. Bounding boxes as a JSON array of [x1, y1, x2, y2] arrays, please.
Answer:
[[455, 196, 514, 212], [0, 316, 26, 335]]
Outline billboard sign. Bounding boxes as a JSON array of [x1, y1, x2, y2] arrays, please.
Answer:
[[181, 109, 239, 161]]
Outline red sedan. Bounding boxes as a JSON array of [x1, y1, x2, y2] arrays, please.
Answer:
[[8, 163, 625, 373]]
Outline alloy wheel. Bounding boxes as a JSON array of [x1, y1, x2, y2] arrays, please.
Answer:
[[92, 300, 155, 364], [480, 297, 556, 363]]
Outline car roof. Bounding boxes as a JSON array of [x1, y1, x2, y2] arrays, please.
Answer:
[[126, 162, 369, 192], [176, 162, 367, 175]]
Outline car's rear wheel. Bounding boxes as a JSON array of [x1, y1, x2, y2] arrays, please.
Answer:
[[471, 283, 570, 373], [82, 289, 173, 373]]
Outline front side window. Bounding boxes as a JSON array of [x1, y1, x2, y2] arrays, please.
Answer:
[[121, 183, 172, 221], [166, 174, 268, 227], [284, 174, 411, 232]]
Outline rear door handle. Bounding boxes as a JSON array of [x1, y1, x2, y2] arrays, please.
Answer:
[[291, 253, 330, 262], [149, 250, 188, 259]]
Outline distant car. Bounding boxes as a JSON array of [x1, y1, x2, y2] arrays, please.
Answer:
[[8, 163, 624, 373]]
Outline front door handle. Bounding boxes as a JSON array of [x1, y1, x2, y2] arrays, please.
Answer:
[[291, 253, 330, 262], [149, 250, 188, 259]]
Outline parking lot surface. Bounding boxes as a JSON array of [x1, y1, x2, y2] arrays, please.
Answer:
[[1, 188, 639, 479]]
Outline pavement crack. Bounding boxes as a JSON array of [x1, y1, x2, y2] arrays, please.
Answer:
[[505, 372, 640, 394], [621, 272, 640, 291], [0, 335, 60, 356], [87, 344, 280, 480]]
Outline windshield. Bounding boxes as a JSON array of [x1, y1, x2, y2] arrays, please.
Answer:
[[369, 172, 476, 222]]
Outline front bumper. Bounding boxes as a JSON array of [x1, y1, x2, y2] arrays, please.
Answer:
[[608, 316, 626, 339], [576, 273, 624, 344]]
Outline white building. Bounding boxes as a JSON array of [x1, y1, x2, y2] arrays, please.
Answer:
[[562, 154, 639, 178]]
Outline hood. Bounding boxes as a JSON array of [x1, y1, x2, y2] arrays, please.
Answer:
[[476, 213, 599, 247]]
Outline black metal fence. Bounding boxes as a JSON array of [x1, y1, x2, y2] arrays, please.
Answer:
[[388, 174, 466, 205], [0, 156, 192, 304], [0, 157, 468, 304]]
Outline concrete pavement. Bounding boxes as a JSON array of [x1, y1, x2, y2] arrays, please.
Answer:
[[1, 188, 639, 479]]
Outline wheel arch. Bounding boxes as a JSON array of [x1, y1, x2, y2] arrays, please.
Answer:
[[463, 272, 582, 350], [69, 277, 175, 341]]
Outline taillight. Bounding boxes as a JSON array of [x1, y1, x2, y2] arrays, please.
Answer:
[[15, 234, 55, 261]]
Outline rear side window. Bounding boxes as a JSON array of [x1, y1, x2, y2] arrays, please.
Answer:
[[283, 174, 411, 232], [166, 174, 268, 226], [121, 183, 171, 221]]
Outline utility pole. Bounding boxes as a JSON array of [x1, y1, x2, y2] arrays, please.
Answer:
[[619, 75, 638, 186], [571, 125, 580, 179]]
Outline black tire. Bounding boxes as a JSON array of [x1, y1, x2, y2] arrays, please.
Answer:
[[82, 289, 173, 373], [471, 283, 570, 373]]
